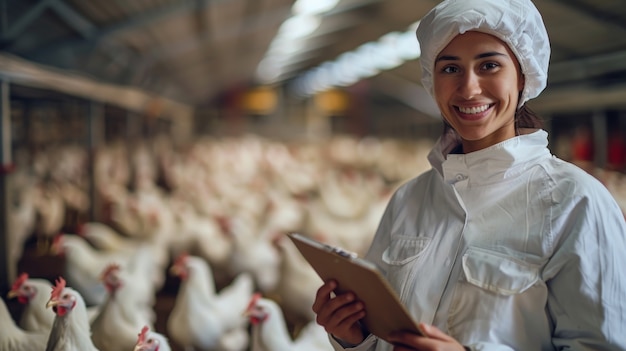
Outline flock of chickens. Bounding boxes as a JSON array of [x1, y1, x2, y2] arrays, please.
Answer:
[[2, 134, 434, 351], [4, 131, 626, 351]]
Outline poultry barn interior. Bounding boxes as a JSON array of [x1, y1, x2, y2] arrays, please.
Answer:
[[2, 0, 626, 350]]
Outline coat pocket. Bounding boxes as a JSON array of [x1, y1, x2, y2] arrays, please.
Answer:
[[382, 235, 432, 266], [462, 247, 539, 295]]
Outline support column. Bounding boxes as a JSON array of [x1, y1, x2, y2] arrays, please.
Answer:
[[0, 80, 13, 293], [87, 101, 104, 222]]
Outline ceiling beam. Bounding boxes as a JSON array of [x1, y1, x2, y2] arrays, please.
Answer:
[[2, 0, 96, 48], [48, 0, 97, 38], [144, 5, 289, 66], [128, 5, 291, 85], [549, 0, 626, 33], [22, 0, 221, 58], [549, 49, 626, 85], [0, 0, 54, 43]]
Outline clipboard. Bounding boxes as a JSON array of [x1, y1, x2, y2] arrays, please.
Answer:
[[287, 233, 423, 342]]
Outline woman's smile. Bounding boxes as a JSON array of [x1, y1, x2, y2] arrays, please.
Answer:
[[455, 103, 495, 121]]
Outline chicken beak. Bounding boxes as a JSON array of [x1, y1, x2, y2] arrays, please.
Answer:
[[7, 290, 18, 299], [169, 265, 181, 276], [46, 299, 60, 309]]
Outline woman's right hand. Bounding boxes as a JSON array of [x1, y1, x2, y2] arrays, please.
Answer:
[[312, 279, 368, 345]]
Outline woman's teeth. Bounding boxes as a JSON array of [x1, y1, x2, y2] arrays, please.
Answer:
[[458, 105, 490, 114]]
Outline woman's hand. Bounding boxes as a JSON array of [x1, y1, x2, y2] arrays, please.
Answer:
[[387, 323, 467, 351], [312, 280, 367, 345]]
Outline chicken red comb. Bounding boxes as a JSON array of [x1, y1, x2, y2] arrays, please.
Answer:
[[137, 325, 150, 344], [246, 292, 262, 312], [11, 272, 29, 291], [51, 277, 66, 300], [100, 263, 121, 281]]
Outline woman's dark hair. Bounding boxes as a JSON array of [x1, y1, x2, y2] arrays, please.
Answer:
[[515, 104, 543, 129], [442, 104, 543, 134]]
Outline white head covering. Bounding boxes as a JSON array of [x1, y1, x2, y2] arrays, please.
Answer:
[[416, 0, 550, 107]]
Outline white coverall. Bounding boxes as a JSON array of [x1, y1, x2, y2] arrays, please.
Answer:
[[330, 129, 626, 351]]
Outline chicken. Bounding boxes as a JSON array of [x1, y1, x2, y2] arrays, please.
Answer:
[[244, 293, 333, 351], [134, 325, 172, 351], [7, 273, 55, 332], [33, 181, 66, 249], [77, 221, 141, 253], [8, 173, 38, 277], [77, 221, 169, 291], [317, 168, 372, 219], [44, 277, 100, 351], [167, 253, 254, 351], [91, 264, 154, 351], [270, 235, 322, 328], [51, 233, 158, 307], [0, 296, 48, 351], [227, 217, 281, 292]]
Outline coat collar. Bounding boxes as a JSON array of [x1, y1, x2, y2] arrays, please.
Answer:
[[428, 129, 552, 185]]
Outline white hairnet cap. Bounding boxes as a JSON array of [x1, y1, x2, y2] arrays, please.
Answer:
[[416, 0, 550, 107]]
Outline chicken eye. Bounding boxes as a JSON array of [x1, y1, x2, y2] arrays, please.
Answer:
[[63, 294, 70, 299]]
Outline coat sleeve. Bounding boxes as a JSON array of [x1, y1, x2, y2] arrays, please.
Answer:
[[329, 334, 378, 351], [542, 177, 626, 350]]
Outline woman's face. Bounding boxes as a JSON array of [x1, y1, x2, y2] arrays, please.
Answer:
[[433, 31, 524, 153]]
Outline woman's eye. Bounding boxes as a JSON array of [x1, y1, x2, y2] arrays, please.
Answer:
[[441, 66, 458, 74], [482, 62, 499, 70]]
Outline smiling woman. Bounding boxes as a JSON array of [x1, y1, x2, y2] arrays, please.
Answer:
[[310, 1, 626, 351]]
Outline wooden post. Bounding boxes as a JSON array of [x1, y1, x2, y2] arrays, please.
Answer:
[[0, 79, 13, 293], [87, 101, 104, 222]]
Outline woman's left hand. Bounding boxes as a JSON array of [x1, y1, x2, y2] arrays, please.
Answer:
[[387, 323, 467, 351]]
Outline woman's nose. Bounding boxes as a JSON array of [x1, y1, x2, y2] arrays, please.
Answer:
[[458, 71, 481, 99]]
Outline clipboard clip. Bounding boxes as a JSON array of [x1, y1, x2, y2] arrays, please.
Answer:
[[330, 246, 358, 259]]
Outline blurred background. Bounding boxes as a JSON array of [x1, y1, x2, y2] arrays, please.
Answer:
[[1, 0, 626, 350]]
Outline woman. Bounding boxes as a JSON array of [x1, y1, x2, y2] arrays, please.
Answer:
[[311, 0, 626, 350]]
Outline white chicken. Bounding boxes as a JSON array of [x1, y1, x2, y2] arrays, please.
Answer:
[[7, 273, 55, 332], [33, 182, 66, 248], [91, 264, 152, 351], [270, 234, 323, 328], [44, 277, 100, 351], [133, 325, 172, 351], [227, 217, 281, 292], [167, 253, 254, 351], [8, 173, 38, 278], [317, 168, 372, 219], [51, 233, 157, 307], [244, 293, 333, 351], [0, 296, 48, 351], [77, 221, 142, 253], [78, 221, 169, 292]]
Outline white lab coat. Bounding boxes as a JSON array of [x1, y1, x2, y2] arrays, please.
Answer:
[[330, 129, 626, 351]]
